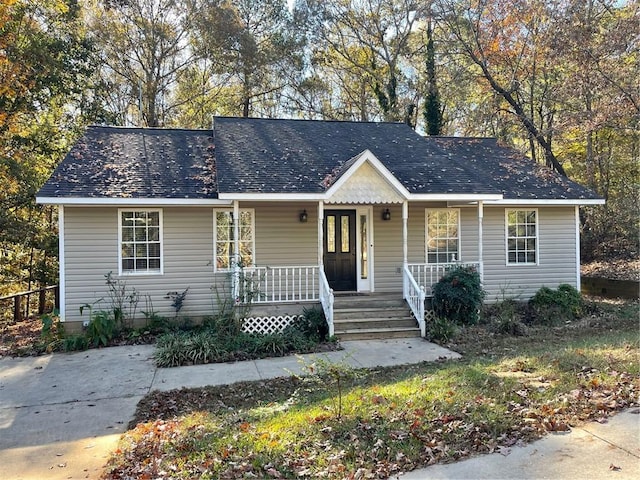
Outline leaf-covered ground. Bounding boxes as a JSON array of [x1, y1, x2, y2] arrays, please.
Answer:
[[581, 259, 640, 281], [103, 299, 639, 480]]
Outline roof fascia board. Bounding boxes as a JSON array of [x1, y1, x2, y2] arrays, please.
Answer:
[[324, 149, 411, 200], [35, 197, 233, 206], [411, 194, 503, 201], [484, 199, 605, 206], [218, 193, 324, 201]]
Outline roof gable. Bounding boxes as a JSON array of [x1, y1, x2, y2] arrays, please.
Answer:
[[325, 150, 409, 204]]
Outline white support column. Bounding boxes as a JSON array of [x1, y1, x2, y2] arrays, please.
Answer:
[[233, 200, 240, 265], [233, 200, 240, 300], [575, 205, 581, 291], [402, 201, 408, 266], [58, 205, 65, 322], [478, 200, 484, 282], [318, 201, 324, 266]]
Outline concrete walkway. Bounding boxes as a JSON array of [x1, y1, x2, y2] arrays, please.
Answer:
[[0, 338, 457, 479], [1, 339, 638, 480]]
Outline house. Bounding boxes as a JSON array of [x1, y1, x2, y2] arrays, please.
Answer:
[[36, 117, 603, 338]]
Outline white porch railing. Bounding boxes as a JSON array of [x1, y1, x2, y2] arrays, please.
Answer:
[[238, 266, 319, 303], [319, 268, 335, 337], [403, 265, 426, 337], [407, 262, 482, 297]]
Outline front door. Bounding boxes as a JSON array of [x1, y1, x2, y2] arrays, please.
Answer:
[[324, 210, 356, 291]]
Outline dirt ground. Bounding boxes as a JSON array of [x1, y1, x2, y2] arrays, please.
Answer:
[[581, 259, 640, 281]]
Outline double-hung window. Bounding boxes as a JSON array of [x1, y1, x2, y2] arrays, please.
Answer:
[[213, 210, 255, 270], [506, 209, 538, 265], [119, 209, 162, 274], [426, 209, 460, 263]]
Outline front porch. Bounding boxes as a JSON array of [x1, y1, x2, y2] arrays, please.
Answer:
[[236, 262, 481, 340]]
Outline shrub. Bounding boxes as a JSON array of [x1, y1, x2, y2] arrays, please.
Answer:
[[427, 316, 458, 343], [529, 284, 583, 325], [289, 307, 328, 341], [432, 266, 485, 325], [482, 299, 529, 336], [40, 311, 65, 353], [86, 310, 118, 347], [63, 334, 89, 352]]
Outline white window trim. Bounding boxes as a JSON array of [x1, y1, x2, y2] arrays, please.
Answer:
[[212, 208, 256, 272], [118, 208, 164, 276], [425, 208, 461, 264], [505, 208, 539, 266]]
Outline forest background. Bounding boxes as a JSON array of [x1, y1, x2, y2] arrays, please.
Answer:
[[0, 0, 637, 296]]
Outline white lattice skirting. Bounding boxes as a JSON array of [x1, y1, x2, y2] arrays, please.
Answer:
[[242, 315, 300, 334], [424, 309, 437, 322]]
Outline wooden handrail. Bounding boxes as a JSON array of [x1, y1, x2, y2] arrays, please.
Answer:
[[0, 286, 59, 323]]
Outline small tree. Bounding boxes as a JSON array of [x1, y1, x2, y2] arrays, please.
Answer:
[[432, 265, 485, 325]]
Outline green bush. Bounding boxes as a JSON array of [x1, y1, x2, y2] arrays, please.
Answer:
[[86, 310, 118, 347], [427, 316, 458, 343], [63, 334, 89, 352], [289, 307, 328, 341], [529, 284, 583, 325], [40, 311, 65, 353], [432, 266, 485, 325]]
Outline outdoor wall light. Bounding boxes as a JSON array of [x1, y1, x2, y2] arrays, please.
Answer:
[[382, 208, 391, 221], [299, 209, 308, 223]]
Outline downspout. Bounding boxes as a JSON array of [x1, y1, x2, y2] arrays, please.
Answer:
[[478, 200, 484, 282], [58, 205, 65, 322]]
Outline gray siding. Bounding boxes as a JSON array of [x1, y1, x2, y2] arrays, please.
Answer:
[[62, 203, 579, 322], [64, 207, 219, 323], [63, 204, 320, 323], [482, 206, 578, 301]]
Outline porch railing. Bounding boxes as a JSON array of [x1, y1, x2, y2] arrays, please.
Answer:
[[319, 268, 335, 337], [403, 265, 426, 337], [407, 262, 481, 296], [239, 266, 319, 303]]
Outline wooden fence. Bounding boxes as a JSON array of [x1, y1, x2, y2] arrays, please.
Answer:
[[0, 286, 59, 324]]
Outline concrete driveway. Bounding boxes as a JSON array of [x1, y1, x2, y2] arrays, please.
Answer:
[[0, 338, 458, 479]]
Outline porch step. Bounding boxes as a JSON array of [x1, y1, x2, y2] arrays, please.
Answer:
[[337, 327, 422, 341], [331, 294, 421, 341]]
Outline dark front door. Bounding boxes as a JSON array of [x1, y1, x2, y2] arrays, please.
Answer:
[[324, 210, 356, 291]]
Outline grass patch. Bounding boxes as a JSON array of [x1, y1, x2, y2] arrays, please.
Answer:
[[103, 300, 639, 479]]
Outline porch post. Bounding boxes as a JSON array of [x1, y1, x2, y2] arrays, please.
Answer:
[[402, 201, 408, 299], [318, 201, 324, 266], [402, 201, 408, 265], [233, 200, 240, 301], [478, 200, 484, 282]]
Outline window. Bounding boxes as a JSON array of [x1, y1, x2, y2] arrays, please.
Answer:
[[214, 210, 254, 270], [119, 209, 162, 274], [506, 209, 538, 265], [426, 209, 459, 263]]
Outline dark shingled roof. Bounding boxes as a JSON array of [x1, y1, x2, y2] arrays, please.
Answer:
[[37, 118, 601, 201], [213, 117, 497, 195], [37, 126, 217, 199]]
